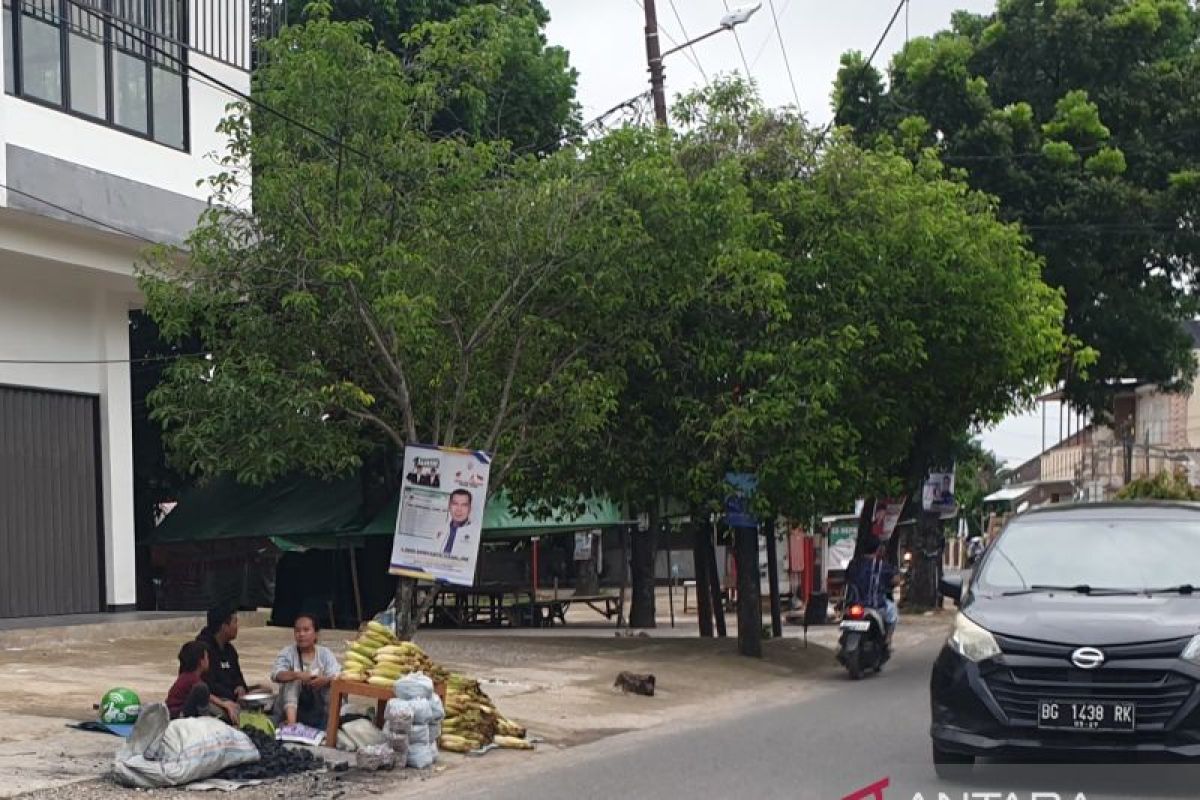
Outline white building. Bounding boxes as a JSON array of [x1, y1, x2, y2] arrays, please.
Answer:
[[0, 0, 276, 617]]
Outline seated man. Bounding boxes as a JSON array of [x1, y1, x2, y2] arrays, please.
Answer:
[[844, 539, 900, 645], [196, 605, 248, 724]]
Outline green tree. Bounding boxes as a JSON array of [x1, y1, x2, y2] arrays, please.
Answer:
[[140, 21, 640, 635], [286, 0, 580, 152], [676, 80, 1065, 610], [833, 0, 1200, 417]]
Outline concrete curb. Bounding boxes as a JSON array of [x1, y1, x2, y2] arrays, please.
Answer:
[[0, 611, 270, 649]]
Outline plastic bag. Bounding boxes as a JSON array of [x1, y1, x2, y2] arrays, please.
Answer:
[[383, 700, 414, 733], [393, 673, 434, 701], [407, 742, 437, 769], [113, 704, 260, 789], [355, 743, 396, 771], [408, 724, 431, 747]]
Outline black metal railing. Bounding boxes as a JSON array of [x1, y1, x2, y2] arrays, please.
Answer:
[[189, 0, 286, 71]]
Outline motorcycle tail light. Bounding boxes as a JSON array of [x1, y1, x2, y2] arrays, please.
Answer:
[[848, 604, 865, 619]]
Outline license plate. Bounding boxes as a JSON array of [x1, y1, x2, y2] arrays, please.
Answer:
[[840, 620, 870, 631], [1037, 700, 1136, 731]]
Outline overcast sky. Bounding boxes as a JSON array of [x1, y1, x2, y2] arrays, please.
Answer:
[[541, 0, 1060, 467]]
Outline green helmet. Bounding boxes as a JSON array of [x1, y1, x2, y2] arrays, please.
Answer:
[[99, 688, 141, 724]]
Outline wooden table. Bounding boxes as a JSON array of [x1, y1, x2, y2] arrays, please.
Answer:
[[324, 679, 394, 749], [324, 678, 447, 749]]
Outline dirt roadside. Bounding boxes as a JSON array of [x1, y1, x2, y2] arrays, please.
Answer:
[[0, 611, 953, 799]]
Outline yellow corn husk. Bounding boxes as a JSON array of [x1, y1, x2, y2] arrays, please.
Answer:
[[497, 718, 526, 738], [374, 645, 405, 656], [493, 735, 533, 750], [353, 636, 384, 650], [367, 676, 397, 688], [363, 631, 391, 647], [344, 651, 374, 666], [339, 671, 367, 682], [438, 735, 473, 753], [370, 668, 404, 681], [366, 621, 396, 640]]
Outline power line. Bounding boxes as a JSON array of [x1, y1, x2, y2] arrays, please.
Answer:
[[667, 0, 709, 84], [749, 0, 789, 69], [766, 0, 801, 110], [631, 0, 706, 79], [0, 180, 171, 247], [0, 353, 203, 365], [721, 0, 754, 81], [865, 0, 909, 70]]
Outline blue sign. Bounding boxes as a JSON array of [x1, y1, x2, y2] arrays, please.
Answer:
[[724, 472, 758, 529]]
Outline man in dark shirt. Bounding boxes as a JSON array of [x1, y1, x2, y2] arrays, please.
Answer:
[[196, 606, 247, 722], [845, 539, 900, 645]]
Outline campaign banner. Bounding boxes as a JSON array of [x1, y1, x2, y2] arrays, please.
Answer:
[[574, 531, 595, 561], [827, 521, 858, 571], [922, 471, 957, 515], [870, 497, 906, 540], [389, 444, 492, 587]]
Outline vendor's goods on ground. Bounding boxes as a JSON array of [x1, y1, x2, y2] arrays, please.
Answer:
[[339, 624, 534, 759], [217, 727, 331, 781], [113, 704, 259, 788], [339, 622, 449, 685], [441, 674, 530, 752]]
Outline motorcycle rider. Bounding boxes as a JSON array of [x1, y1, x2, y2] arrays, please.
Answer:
[[845, 538, 900, 648]]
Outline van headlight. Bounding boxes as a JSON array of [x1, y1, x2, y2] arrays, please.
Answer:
[[948, 613, 1001, 662], [1182, 635, 1200, 665]]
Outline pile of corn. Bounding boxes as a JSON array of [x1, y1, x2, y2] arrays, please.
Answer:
[[338, 622, 532, 754], [338, 621, 434, 685], [439, 674, 531, 753]]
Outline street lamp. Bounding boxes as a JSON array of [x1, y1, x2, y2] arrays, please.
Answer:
[[643, 2, 761, 125]]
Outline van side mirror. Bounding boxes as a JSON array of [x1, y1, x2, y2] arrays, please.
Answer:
[[940, 575, 964, 603]]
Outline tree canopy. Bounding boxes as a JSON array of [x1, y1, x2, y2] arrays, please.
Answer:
[[142, 20, 631, 495], [286, 0, 580, 151], [834, 0, 1200, 416]]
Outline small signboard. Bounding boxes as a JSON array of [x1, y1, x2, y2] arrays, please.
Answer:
[[389, 444, 492, 587], [724, 473, 758, 529]]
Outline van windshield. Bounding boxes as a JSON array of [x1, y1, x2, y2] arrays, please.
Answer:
[[976, 516, 1200, 592]]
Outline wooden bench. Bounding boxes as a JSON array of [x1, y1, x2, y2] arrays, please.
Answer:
[[324, 678, 445, 749]]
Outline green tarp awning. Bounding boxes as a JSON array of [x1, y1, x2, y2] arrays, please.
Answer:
[[361, 493, 628, 540], [152, 475, 365, 544], [152, 475, 629, 546]]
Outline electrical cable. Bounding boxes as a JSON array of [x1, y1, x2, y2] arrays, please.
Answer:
[[766, 0, 801, 110]]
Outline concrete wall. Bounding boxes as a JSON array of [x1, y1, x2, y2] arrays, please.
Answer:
[[0, 213, 142, 608]]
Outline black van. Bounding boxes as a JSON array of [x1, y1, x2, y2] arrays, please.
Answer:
[[930, 502, 1200, 776]]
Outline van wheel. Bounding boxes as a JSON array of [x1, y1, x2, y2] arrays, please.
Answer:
[[932, 742, 974, 780]]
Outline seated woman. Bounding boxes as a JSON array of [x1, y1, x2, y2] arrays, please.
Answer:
[[270, 612, 340, 729]]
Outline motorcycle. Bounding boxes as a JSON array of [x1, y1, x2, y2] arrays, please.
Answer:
[[836, 601, 889, 680]]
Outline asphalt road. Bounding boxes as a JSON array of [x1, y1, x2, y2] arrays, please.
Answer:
[[407, 626, 1200, 800]]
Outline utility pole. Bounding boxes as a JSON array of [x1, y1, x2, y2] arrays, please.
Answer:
[[642, 0, 669, 125]]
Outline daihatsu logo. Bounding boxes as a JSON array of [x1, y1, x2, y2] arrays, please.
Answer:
[[1071, 647, 1105, 670]]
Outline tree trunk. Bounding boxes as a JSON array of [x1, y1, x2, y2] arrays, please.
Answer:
[[692, 522, 714, 638], [575, 534, 601, 596], [766, 523, 783, 639], [908, 508, 943, 609], [629, 510, 658, 628], [394, 577, 441, 640], [735, 526, 762, 657], [707, 528, 727, 637]]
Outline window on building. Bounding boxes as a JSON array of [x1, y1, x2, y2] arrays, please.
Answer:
[[3, 0, 14, 94], [1, 0, 188, 150]]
